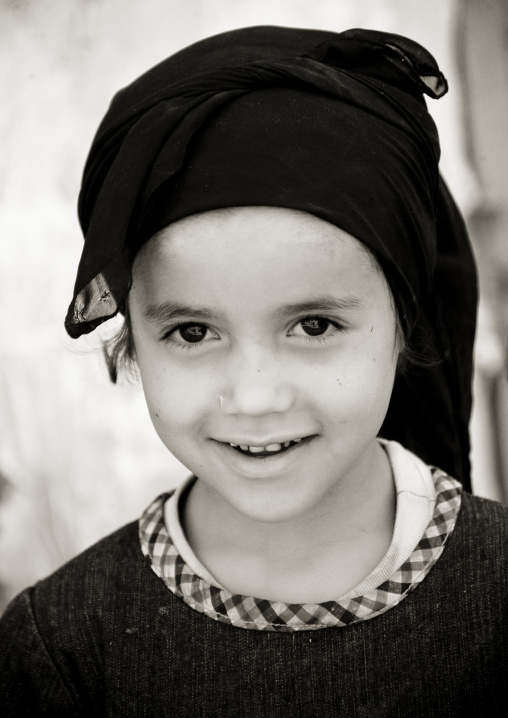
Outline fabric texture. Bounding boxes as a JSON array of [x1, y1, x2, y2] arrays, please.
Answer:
[[64, 26, 477, 490], [163, 440, 438, 601], [1, 490, 507, 716], [141, 462, 460, 631]]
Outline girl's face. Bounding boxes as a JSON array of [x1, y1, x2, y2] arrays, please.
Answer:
[[130, 207, 400, 523]]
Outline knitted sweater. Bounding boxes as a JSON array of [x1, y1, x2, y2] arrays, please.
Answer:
[[1, 491, 507, 717]]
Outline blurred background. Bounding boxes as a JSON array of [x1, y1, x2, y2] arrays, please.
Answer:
[[1, 0, 507, 611]]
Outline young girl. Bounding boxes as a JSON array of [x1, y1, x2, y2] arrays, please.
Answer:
[[1, 25, 506, 716]]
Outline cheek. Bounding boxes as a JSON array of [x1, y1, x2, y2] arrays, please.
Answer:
[[354, 345, 398, 414], [136, 349, 216, 438], [320, 336, 398, 421]]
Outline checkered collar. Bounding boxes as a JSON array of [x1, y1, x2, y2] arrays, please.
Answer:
[[139, 468, 462, 631]]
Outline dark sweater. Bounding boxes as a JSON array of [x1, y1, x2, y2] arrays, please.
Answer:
[[1, 491, 507, 717]]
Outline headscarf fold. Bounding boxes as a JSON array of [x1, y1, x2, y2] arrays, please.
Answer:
[[66, 26, 477, 489]]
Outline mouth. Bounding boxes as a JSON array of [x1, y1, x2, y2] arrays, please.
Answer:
[[222, 436, 314, 458]]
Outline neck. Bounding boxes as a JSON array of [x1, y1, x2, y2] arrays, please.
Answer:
[[184, 441, 395, 601]]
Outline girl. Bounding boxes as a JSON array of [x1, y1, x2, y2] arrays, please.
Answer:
[[1, 25, 506, 716]]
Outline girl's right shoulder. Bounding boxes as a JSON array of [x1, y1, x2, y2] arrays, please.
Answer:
[[0, 520, 167, 716]]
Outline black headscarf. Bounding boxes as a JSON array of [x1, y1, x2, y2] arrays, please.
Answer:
[[66, 26, 477, 489]]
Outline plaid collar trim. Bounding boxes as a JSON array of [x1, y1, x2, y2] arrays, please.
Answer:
[[139, 469, 462, 632]]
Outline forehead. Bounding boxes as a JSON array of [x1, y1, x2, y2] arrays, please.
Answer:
[[131, 207, 384, 308]]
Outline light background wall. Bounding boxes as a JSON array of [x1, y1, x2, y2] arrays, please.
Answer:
[[0, 0, 501, 609]]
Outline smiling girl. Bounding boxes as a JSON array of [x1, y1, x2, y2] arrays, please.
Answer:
[[132, 208, 399, 602], [1, 26, 507, 717]]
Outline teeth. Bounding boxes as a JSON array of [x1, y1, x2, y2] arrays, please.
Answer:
[[230, 439, 305, 454]]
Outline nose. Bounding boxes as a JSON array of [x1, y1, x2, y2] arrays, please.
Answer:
[[220, 348, 295, 416]]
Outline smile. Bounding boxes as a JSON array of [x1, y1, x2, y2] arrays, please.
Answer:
[[227, 438, 307, 458]]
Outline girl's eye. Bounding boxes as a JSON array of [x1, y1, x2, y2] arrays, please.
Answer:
[[299, 317, 331, 336], [292, 316, 337, 337], [168, 323, 211, 345]]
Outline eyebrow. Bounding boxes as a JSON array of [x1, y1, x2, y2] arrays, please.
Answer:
[[143, 295, 365, 325], [273, 296, 366, 319], [143, 301, 230, 325]]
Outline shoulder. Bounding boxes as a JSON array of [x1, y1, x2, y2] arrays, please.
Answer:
[[458, 490, 508, 534], [0, 522, 136, 713], [0, 521, 171, 714], [41, 519, 141, 580], [0, 519, 153, 639], [1, 520, 169, 643], [31, 521, 143, 606], [443, 490, 508, 576], [28, 519, 169, 625]]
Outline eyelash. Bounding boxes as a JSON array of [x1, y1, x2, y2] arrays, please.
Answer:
[[160, 316, 345, 350], [160, 323, 219, 351], [289, 317, 344, 344]]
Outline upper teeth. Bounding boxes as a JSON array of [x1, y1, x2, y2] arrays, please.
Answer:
[[229, 439, 302, 453]]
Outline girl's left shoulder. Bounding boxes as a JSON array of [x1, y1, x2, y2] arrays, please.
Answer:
[[449, 488, 508, 567], [459, 489, 508, 526]]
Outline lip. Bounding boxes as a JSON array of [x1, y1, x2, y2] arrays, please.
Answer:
[[213, 434, 311, 447], [210, 435, 317, 480]]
